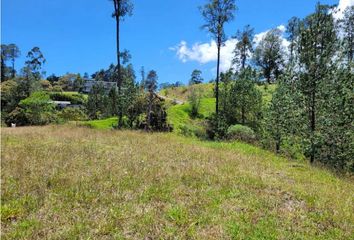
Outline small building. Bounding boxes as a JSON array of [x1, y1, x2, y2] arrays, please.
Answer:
[[50, 101, 72, 109], [82, 79, 117, 94]]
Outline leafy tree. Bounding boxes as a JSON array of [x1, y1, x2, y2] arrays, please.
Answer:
[[286, 17, 301, 62], [229, 68, 262, 127], [189, 69, 204, 85], [233, 25, 254, 70], [86, 83, 106, 119], [190, 70, 204, 85], [112, 0, 133, 127], [140, 66, 145, 89], [266, 79, 303, 153], [22, 47, 46, 96], [73, 74, 84, 92], [253, 28, 285, 84], [6, 92, 56, 126], [25, 47, 46, 79], [1, 80, 19, 113], [7, 44, 21, 78], [47, 74, 60, 84], [1, 45, 12, 81], [145, 70, 158, 131], [40, 80, 53, 91], [296, 4, 337, 163], [339, 6, 354, 65], [318, 67, 353, 171], [200, 0, 236, 115], [58, 108, 88, 122], [121, 64, 138, 117], [188, 87, 201, 118]]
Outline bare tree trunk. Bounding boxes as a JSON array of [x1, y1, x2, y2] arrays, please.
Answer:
[[1, 58, 5, 82], [114, 0, 123, 128], [241, 106, 245, 125], [145, 92, 153, 131], [12, 57, 15, 79], [310, 90, 316, 164], [216, 41, 221, 116]]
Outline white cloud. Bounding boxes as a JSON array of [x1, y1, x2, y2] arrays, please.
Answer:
[[172, 25, 290, 73], [333, 0, 354, 19], [171, 39, 238, 72]]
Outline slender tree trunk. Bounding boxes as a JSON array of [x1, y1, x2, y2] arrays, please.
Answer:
[[1, 58, 5, 82], [241, 106, 245, 125], [310, 90, 316, 163], [216, 40, 221, 116], [114, 1, 123, 128], [146, 92, 153, 131], [275, 139, 280, 154], [12, 58, 15, 79]]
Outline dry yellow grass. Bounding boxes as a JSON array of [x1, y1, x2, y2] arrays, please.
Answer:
[[1, 126, 353, 239]]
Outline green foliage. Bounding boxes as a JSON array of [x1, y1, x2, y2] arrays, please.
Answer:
[[253, 28, 284, 84], [49, 92, 87, 105], [86, 83, 107, 119], [6, 92, 57, 126], [189, 69, 203, 85], [81, 117, 118, 129], [265, 78, 304, 153], [233, 25, 254, 69], [206, 113, 229, 140], [188, 87, 201, 118], [58, 107, 88, 122], [220, 68, 263, 128], [226, 124, 256, 143]]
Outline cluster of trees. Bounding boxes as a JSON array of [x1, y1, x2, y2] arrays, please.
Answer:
[[46, 73, 86, 92], [1, 45, 90, 125], [199, 0, 353, 171], [86, 63, 170, 131]]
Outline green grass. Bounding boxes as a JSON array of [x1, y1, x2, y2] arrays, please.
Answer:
[[80, 117, 118, 129], [160, 83, 214, 101], [162, 83, 276, 133], [1, 126, 353, 239], [167, 98, 215, 133]]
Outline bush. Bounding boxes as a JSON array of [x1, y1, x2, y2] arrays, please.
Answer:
[[52, 85, 63, 92], [6, 92, 58, 126], [179, 122, 208, 139], [49, 92, 86, 105], [206, 113, 229, 140], [226, 124, 256, 143], [58, 107, 88, 122], [188, 88, 201, 118]]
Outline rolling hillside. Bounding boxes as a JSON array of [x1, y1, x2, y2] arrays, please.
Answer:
[[1, 126, 353, 239]]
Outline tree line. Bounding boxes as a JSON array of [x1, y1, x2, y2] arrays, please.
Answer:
[[197, 1, 353, 172]]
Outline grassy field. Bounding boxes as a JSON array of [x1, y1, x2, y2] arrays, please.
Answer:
[[1, 126, 353, 239]]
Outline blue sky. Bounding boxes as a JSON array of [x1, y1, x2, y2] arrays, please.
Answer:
[[1, 0, 347, 84]]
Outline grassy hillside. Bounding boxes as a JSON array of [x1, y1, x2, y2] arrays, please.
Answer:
[[163, 83, 276, 133], [160, 84, 215, 102], [1, 126, 353, 239], [160, 83, 276, 104], [80, 83, 275, 132]]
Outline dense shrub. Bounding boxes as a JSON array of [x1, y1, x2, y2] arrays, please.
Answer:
[[49, 92, 87, 105], [6, 92, 57, 126], [58, 107, 88, 122], [226, 124, 256, 143], [179, 123, 208, 139], [206, 113, 229, 140]]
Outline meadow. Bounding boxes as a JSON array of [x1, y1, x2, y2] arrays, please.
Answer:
[[1, 125, 353, 239]]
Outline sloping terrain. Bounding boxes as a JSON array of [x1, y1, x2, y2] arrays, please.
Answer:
[[1, 126, 353, 239]]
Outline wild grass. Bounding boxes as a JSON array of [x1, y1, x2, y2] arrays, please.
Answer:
[[1, 125, 353, 239], [80, 117, 118, 130], [160, 84, 215, 101], [167, 98, 215, 133]]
